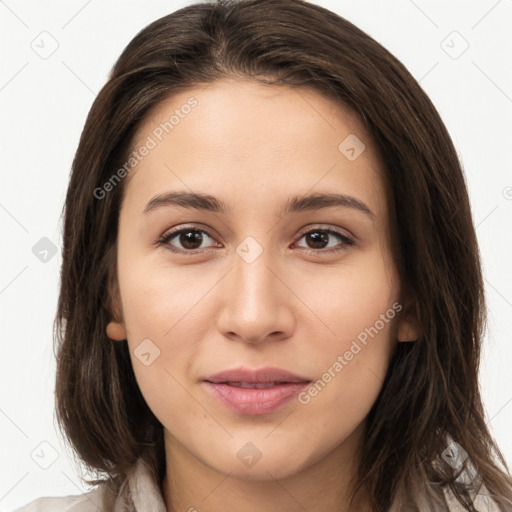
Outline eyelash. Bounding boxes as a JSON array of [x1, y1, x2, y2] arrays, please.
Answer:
[[157, 225, 355, 255]]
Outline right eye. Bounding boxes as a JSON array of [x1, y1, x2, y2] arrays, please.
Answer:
[[158, 227, 221, 252]]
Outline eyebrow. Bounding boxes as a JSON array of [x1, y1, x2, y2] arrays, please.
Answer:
[[142, 191, 374, 219]]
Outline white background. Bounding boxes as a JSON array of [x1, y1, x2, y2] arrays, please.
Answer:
[[1, 0, 511, 510]]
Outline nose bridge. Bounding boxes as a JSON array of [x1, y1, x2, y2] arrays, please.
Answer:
[[234, 245, 276, 307]]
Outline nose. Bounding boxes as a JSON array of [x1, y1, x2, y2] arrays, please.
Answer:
[[216, 245, 296, 345]]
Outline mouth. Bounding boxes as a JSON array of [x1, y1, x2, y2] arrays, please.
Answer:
[[202, 366, 311, 415], [209, 381, 304, 388], [203, 366, 311, 384]]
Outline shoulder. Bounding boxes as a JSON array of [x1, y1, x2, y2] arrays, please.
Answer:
[[12, 458, 165, 512], [13, 486, 103, 512], [443, 483, 502, 512]]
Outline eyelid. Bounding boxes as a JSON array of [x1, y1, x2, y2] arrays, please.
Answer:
[[295, 223, 354, 241], [158, 223, 355, 253], [292, 224, 355, 254], [158, 224, 220, 252]]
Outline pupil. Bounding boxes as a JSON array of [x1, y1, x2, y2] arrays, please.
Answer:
[[307, 231, 328, 248], [181, 230, 202, 249]]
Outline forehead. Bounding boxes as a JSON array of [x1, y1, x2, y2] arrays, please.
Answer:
[[123, 78, 387, 221]]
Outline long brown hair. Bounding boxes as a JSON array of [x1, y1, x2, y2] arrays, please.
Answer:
[[54, 0, 512, 510]]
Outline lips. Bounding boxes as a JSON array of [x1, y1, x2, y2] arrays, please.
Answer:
[[202, 366, 311, 415], [221, 381, 287, 389], [204, 366, 311, 385]]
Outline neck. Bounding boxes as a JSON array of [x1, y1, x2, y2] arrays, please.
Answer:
[[162, 424, 370, 512]]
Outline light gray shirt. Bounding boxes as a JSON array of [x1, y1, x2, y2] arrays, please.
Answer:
[[14, 458, 501, 512]]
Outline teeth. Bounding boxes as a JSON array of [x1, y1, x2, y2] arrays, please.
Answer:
[[228, 381, 280, 389]]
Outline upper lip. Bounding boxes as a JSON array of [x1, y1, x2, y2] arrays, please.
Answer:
[[204, 366, 311, 384]]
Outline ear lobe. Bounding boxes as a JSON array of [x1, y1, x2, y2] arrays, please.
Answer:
[[397, 298, 421, 342], [105, 289, 127, 341], [105, 249, 126, 341], [106, 321, 127, 341]]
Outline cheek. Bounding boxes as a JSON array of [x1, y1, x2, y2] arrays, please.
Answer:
[[119, 256, 217, 340], [294, 252, 397, 344], [116, 256, 214, 413], [294, 257, 397, 416]]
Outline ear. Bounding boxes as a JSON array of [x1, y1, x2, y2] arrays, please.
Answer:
[[105, 252, 127, 342], [106, 320, 127, 341], [397, 296, 421, 342]]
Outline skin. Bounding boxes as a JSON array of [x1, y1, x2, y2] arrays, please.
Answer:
[[108, 78, 420, 512]]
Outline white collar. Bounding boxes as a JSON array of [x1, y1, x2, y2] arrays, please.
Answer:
[[112, 458, 167, 512]]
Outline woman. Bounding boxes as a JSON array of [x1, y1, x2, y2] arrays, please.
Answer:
[[16, 0, 512, 510]]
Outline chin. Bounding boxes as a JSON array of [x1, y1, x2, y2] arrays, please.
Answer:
[[216, 459, 304, 482], [201, 440, 315, 482]]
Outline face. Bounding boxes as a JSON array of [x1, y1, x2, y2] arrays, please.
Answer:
[[111, 78, 412, 482]]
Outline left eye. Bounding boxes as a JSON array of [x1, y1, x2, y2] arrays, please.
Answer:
[[294, 229, 354, 252]]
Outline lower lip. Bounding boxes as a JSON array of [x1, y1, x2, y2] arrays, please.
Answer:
[[204, 381, 309, 415]]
